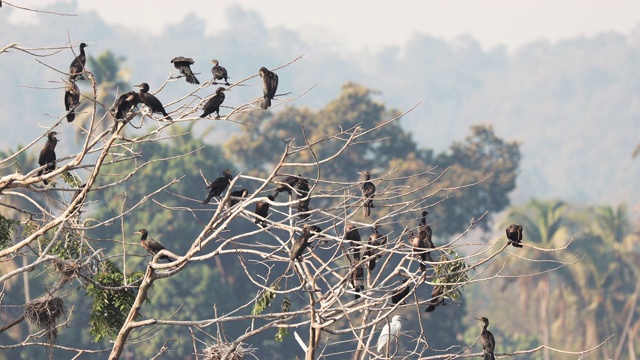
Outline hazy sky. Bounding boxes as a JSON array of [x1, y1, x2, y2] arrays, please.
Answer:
[[7, 0, 640, 51]]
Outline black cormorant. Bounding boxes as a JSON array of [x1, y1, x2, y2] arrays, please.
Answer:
[[365, 225, 387, 271], [69, 43, 88, 80], [272, 174, 299, 199], [228, 188, 249, 208], [112, 91, 141, 119], [254, 195, 274, 228], [64, 80, 80, 122], [359, 171, 375, 217], [409, 211, 434, 271], [38, 131, 58, 185], [296, 177, 311, 219], [134, 83, 172, 120], [475, 317, 496, 360], [202, 169, 233, 205], [211, 59, 230, 85], [170, 56, 199, 84], [258, 66, 278, 110], [290, 224, 312, 261], [351, 262, 365, 299], [134, 229, 172, 262], [344, 223, 362, 262], [200, 87, 226, 119], [506, 224, 523, 248], [425, 284, 445, 312], [391, 278, 411, 305]]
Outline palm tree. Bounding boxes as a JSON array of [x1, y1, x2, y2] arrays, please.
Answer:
[[498, 199, 570, 360]]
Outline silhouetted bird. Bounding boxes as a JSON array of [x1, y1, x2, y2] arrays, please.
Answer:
[[290, 224, 312, 261], [365, 225, 387, 271], [409, 211, 434, 271], [254, 195, 274, 228], [134, 83, 172, 120], [200, 87, 226, 119], [296, 177, 311, 219], [391, 278, 411, 305], [171, 56, 199, 84], [64, 80, 80, 122], [425, 284, 445, 312], [359, 171, 375, 217], [134, 229, 173, 262], [258, 66, 278, 109], [506, 224, 523, 248], [202, 169, 233, 205], [475, 317, 496, 360], [345, 223, 362, 262], [351, 261, 365, 299], [69, 42, 88, 80], [38, 131, 58, 185], [228, 188, 249, 208], [272, 174, 299, 199], [112, 91, 140, 119], [211, 59, 230, 85]]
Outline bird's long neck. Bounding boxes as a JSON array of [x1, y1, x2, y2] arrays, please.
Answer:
[[139, 232, 148, 240], [482, 321, 489, 331]]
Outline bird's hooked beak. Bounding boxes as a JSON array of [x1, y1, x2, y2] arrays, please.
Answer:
[[133, 230, 141, 235], [133, 84, 141, 88]]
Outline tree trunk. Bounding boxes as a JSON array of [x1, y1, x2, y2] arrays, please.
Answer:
[[540, 275, 550, 360]]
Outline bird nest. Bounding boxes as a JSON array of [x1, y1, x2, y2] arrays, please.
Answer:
[[24, 296, 65, 342], [202, 339, 255, 360]]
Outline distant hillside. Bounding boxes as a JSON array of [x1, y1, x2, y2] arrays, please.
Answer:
[[1, 1, 638, 208]]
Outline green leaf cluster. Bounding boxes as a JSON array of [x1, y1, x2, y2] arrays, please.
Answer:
[[85, 260, 144, 342], [0, 214, 18, 249], [251, 282, 280, 316], [433, 249, 469, 301]]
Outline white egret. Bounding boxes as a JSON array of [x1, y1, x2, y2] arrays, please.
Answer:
[[376, 315, 404, 354]]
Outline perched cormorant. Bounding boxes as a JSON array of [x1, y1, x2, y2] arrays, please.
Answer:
[[391, 279, 411, 305], [359, 171, 375, 217], [475, 317, 496, 360], [202, 169, 233, 205], [200, 87, 226, 119], [290, 224, 312, 261], [376, 316, 404, 354], [228, 188, 249, 208], [112, 92, 140, 119], [506, 224, 523, 248], [38, 131, 58, 185], [134, 83, 172, 120], [69, 42, 88, 80], [350, 262, 365, 299], [365, 225, 387, 271], [211, 59, 230, 86], [170, 56, 199, 84], [296, 177, 311, 219], [344, 223, 362, 262], [425, 284, 445, 312], [409, 211, 434, 271], [254, 195, 275, 228], [64, 80, 80, 122], [258, 66, 278, 110], [272, 174, 299, 199], [134, 229, 172, 262]]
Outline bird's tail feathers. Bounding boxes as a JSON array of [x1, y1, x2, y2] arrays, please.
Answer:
[[261, 97, 271, 110]]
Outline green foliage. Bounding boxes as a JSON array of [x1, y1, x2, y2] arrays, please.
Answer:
[[85, 260, 144, 342], [61, 171, 82, 187], [0, 214, 18, 250], [432, 124, 521, 235], [252, 282, 280, 316], [275, 296, 291, 342], [433, 249, 469, 301]]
